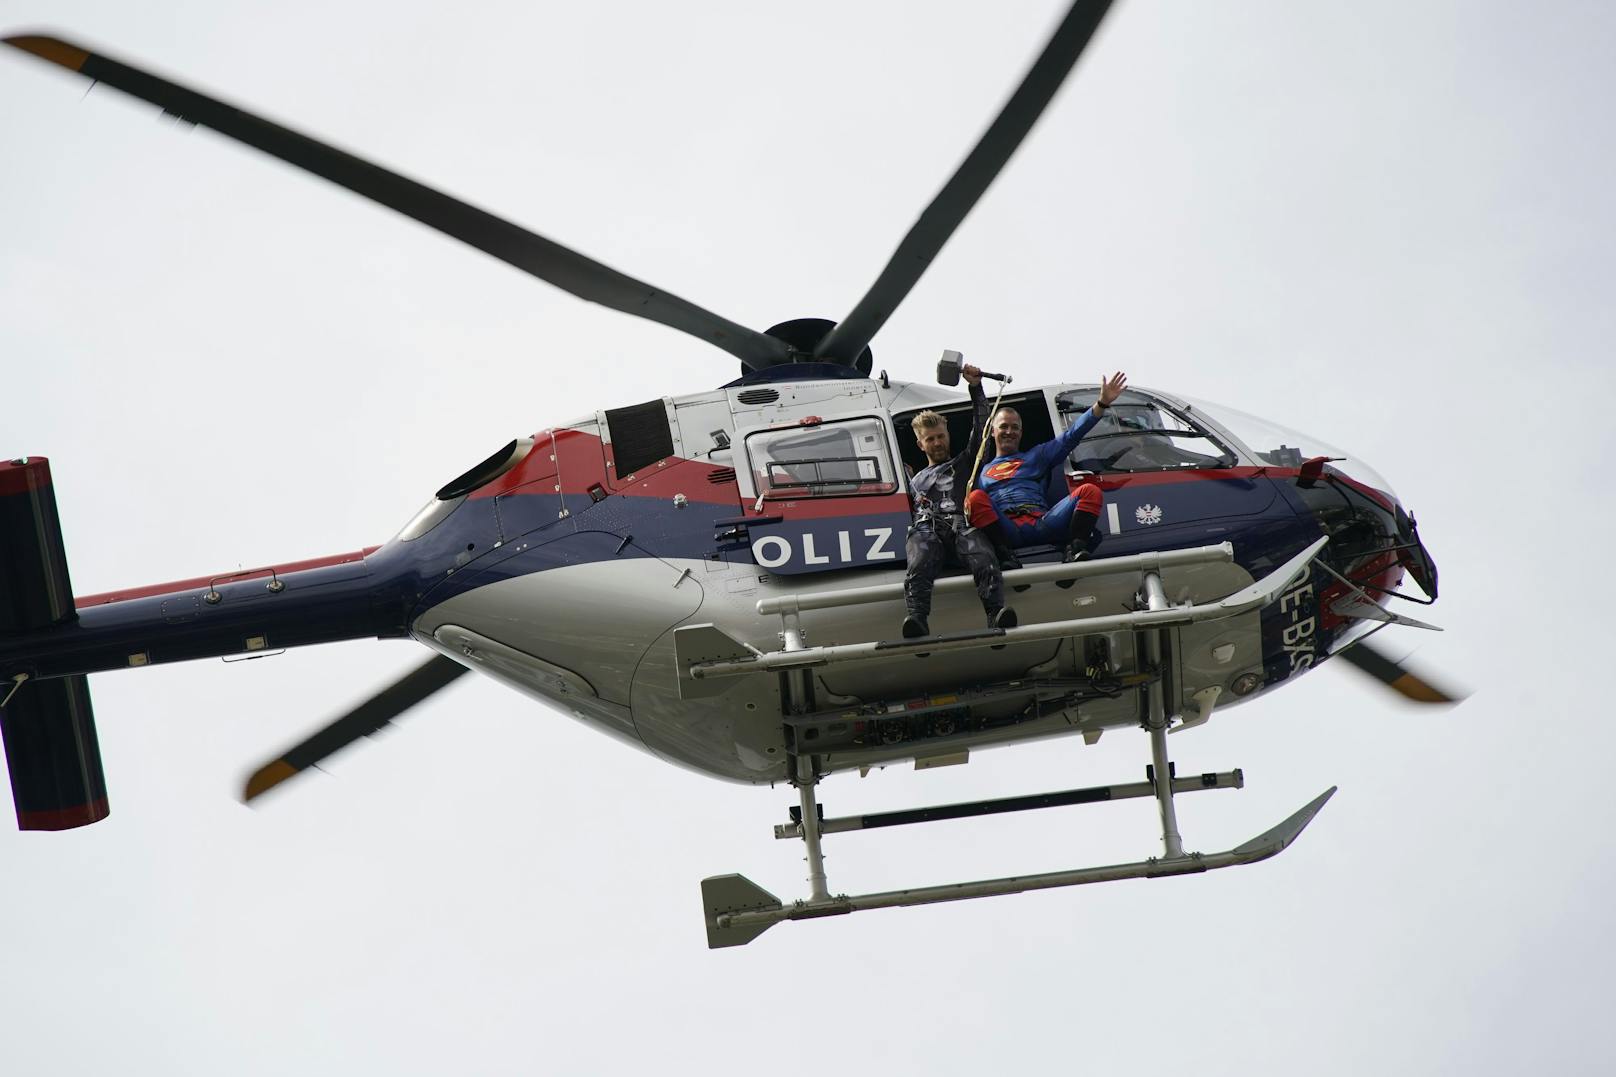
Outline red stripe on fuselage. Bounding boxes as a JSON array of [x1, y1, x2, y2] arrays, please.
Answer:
[[1086, 466, 1271, 491], [74, 547, 380, 608], [748, 491, 914, 520]]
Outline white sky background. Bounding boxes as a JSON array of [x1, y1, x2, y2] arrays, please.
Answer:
[[2, 1, 1613, 1073]]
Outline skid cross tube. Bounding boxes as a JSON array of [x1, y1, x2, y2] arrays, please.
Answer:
[[773, 770, 1244, 839]]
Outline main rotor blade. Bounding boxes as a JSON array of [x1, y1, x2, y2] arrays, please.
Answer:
[[814, 0, 1115, 363], [242, 654, 468, 803], [5, 35, 792, 371], [1334, 639, 1462, 704]]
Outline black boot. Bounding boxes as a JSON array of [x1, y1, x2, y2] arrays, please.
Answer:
[[982, 520, 1026, 590], [989, 606, 1018, 630], [1057, 510, 1100, 587], [902, 613, 930, 639]]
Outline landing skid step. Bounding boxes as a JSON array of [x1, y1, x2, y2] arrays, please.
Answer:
[[702, 787, 1335, 949], [677, 537, 1327, 685]]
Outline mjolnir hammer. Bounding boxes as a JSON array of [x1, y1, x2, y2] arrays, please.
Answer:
[[936, 350, 1012, 387]]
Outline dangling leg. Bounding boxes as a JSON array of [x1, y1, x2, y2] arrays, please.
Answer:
[[1050, 483, 1104, 563], [965, 489, 1021, 571], [957, 527, 1015, 629], [902, 528, 944, 638], [1065, 512, 1099, 562], [1030, 484, 1103, 588]]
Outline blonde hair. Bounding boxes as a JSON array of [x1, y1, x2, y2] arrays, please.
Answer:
[[910, 410, 946, 438]]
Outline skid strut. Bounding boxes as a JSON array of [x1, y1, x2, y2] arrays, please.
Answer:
[[1141, 570, 1184, 859], [793, 755, 830, 903]]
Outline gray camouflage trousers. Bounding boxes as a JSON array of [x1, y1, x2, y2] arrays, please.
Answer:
[[903, 518, 1005, 623]]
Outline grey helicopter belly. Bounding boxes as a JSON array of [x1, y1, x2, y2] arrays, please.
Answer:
[[410, 544, 1275, 786], [410, 554, 701, 761]]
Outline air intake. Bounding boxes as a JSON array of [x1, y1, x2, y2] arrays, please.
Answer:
[[736, 389, 779, 405], [707, 468, 737, 485]]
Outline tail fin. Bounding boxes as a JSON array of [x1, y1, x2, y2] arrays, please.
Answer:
[[0, 675, 108, 829], [0, 458, 110, 830]]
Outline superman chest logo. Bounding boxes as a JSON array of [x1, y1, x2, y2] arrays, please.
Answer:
[[984, 459, 1023, 481]]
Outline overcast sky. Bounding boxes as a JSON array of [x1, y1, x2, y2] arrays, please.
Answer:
[[3, 2, 1613, 1074]]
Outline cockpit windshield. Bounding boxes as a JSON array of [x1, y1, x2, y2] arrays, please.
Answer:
[[1055, 388, 1236, 474], [1178, 395, 1398, 499]]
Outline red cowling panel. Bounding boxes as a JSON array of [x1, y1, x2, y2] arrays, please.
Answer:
[[0, 457, 111, 830], [0, 675, 109, 830]]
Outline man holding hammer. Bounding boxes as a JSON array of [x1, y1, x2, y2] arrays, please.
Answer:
[[902, 362, 1017, 639]]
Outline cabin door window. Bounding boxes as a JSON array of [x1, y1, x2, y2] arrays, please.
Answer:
[[744, 418, 898, 501]]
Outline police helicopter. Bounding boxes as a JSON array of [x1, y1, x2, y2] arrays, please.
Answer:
[[0, 3, 1452, 949]]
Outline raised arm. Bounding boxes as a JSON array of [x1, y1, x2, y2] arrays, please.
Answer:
[[961, 365, 990, 462], [1028, 371, 1129, 472], [1091, 371, 1128, 416]]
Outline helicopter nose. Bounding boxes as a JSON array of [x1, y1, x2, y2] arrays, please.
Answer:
[[1285, 456, 1437, 601], [1394, 501, 1439, 601]]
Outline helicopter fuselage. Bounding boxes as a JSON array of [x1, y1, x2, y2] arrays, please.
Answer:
[[1, 372, 1430, 786]]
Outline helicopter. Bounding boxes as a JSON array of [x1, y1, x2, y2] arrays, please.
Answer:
[[0, 2, 1453, 949]]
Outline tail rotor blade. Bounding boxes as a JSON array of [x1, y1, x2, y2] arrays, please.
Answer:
[[1334, 639, 1464, 704], [4, 35, 792, 370], [814, 0, 1115, 363], [242, 654, 469, 803]]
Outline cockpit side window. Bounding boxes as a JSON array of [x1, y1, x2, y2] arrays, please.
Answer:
[[744, 417, 897, 499], [1056, 389, 1235, 473]]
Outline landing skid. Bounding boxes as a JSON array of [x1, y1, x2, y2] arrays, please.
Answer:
[[698, 540, 1338, 948], [702, 784, 1335, 949]]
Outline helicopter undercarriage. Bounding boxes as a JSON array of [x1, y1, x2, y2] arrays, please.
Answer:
[[685, 538, 1338, 947]]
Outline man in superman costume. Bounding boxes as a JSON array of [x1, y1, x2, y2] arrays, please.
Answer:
[[965, 371, 1128, 564]]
